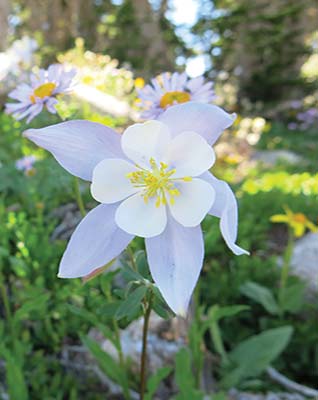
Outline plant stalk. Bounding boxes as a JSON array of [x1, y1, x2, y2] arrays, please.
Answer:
[[139, 295, 152, 400], [279, 228, 294, 313], [0, 272, 14, 341]]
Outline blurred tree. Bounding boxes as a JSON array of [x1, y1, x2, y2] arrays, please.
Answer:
[[14, 0, 104, 51], [193, 0, 317, 105], [96, 0, 184, 75], [0, 0, 10, 50], [10, 0, 185, 75]]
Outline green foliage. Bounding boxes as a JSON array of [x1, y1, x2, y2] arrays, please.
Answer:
[[240, 281, 280, 315], [81, 335, 127, 388], [173, 348, 206, 400], [145, 366, 173, 400], [115, 286, 148, 320], [221, 326, 293, 388]]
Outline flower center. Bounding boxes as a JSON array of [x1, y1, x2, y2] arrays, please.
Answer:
[[30, 82, 56, 103], [293, 213, 307, 224], [159, 91, 191, 109], [127, 158, 192, 207]]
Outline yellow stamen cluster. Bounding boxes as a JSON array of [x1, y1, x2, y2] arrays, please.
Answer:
[[159, 90, 191, 109], [127, 158, 192, 207], [30, 82, 56, 103]]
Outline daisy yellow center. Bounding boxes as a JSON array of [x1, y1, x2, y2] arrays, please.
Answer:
[[127, 158, 192, 207], [159, 91, 191, 109], [30, 82, 56, 103]]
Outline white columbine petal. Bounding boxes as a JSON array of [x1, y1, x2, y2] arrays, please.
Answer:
[[145, 218, 204, 316], [201, 172, 249, 255], [169, 179, 215, 227], [115, 194, 167, 238], [165, 131, 215, 178], [24, 120, 125, 181], [121, 120, 171, 168], [58, 204, 134, 278], [158, 102, 236, 145], [91, 158, 138, 204]]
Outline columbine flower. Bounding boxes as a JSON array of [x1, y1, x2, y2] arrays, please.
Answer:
[[24, 102, 248, 316], [5, 64, 76, 123], [15, 155, 37, 175], [270, 206, 318, 238], [137, 72, 215, 119]]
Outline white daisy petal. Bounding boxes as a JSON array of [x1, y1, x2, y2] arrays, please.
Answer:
[[165, 131, 215, 178], [169, 179, 215, 227], [91, 158, 138, 204], [121, 120, 171, 168], [115, 194, 167, 238]]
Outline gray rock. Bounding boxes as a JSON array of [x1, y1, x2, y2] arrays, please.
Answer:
[[90, 314, 186, 374], [290, 232, 318, 290], [252, 150, 303, 166], [229, 390, 305, 400]]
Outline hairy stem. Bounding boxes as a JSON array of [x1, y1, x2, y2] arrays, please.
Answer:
[[139, 295, 152, 400]]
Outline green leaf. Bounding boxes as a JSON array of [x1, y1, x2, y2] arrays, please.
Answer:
[[81, 335, 126, 386], [100, 301, 121, 319], [100, 270, 119, 296], [0, 350, 28, 400], [122, 263, 144, 282], [151, 289, 173, 319], [221, 326, 293, 388], [68, 304, 116, 344], [210, 304, 250, 320], [174, 348, 203, 400], [280, 282, 305, 313], [175, 348, 196, 392], [67, 304, 99, 325], [145, 366, 173, 400], [204, 304, 249, 330], [115, 286, 148, 320], [135, 250, 150, 279], [240, 281, 280, 315], [14, 293, 50, 321]]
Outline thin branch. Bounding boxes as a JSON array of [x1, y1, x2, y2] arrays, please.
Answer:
[[140, 295, 153, 400], [266, 367, 318, 398]]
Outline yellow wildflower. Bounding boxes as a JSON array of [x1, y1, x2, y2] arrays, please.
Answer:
[[270, 206, 318, 237], [134, 77, 145, 89]]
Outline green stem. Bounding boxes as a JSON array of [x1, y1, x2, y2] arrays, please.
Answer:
[[139, 295, 152, 400], [0, 272, 14, 339], [127, 246, 138, 272], [279, 229, 294, 311], [105, 287, 130, 399], [73, 177, 86, 217], [113, 319, 131, 400], [192, 282, 203, 388]]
